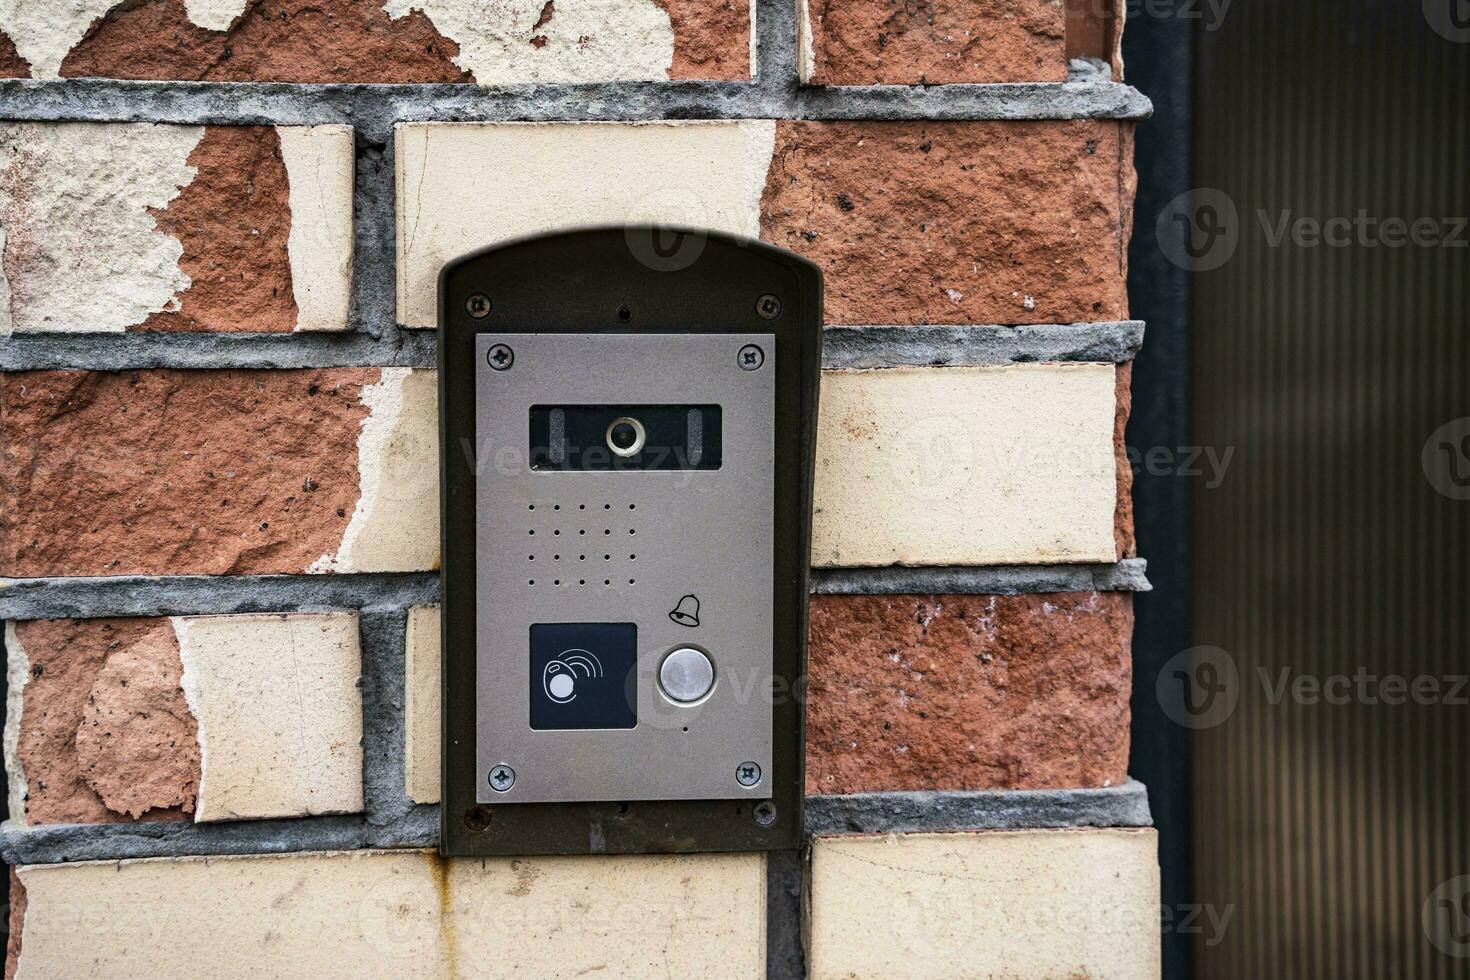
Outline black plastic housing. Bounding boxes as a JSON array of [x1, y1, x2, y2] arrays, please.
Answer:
[[438, 226, 823, 856]]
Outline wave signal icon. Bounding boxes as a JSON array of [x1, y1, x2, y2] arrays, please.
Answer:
[[543, 649, 604, 704]]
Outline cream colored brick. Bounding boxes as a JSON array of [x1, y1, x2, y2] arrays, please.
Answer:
[[393, 120, 776, 328], [813, 364, 1120, 567], [13, 849, 766, 978], [310, 368, 441, 574], [175, 612, 363, 822], [404, 604, 441, 805], [278, 125, 355, 332], [384, 0, 676, 86], [807, 829, 1160, 980]]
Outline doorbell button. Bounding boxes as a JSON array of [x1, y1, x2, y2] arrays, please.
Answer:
[[660, 647, 715, 703]]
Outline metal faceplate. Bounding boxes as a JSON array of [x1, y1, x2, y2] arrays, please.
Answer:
[[474, 333, 775, 804]]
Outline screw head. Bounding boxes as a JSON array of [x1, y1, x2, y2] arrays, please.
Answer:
[[463, 805, 493, 832], [466, 293, 492, 319], [756, 294, 781, 320], [488, 764, 516, 792], [736, 761, 762, 786], [753, 801, 778, 827], [737, 344, 764, 372], [487, 344, 514, 371]]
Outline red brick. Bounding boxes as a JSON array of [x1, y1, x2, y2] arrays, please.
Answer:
[[1065, 0, 1124, 78], [0, 370, 373, 577], [806, 592, 1132, 794], [761, 120, 1135, 325], [10, 618, 197, 825], [1115, 359, 1136, 558], [803, 0, 1067, 85]]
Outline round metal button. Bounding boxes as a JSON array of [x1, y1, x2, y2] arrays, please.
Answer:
[[660, 648, 715, 703]]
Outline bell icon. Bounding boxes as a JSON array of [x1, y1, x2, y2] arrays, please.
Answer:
[[669, 595, 701, 628]]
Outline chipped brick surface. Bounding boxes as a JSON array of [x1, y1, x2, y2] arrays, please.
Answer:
[[0, 369, 374, 577], [803, 0, 1066, 85], [54, 0, 744, 82], [143, 126, 297, 333], [0, 122, 351, 335], [805, 592, 1132, 795], [1115, 359, 1136, 559], [1065, 0, 1123, 77], [653, 0, 750, 80], [74, 620, 199, 819], [4, 869, 23, 980], [60, 0, 469, 83], [12, 618, 197, 825], [0, 28, 27, 77], [762, 120, 1134, 326]]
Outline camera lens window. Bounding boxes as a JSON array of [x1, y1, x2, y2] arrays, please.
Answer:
[[606, 417, 646, 457]]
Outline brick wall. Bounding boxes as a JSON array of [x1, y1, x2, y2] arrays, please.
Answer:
[[0, 3, 1157, 977]]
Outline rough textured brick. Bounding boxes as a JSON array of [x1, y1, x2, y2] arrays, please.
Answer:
[[0, 28, 27, 77], [762, 119, 1135, 325], [7, 850, 766, 977], [394, 120, 775, 329], [4, 613, 364, 826], [0, 122, 353, 334], [1115, 358, 1136, 558], [3, 619, 197, 826], [307, 368, 441, 575], [806, 592, 1131, 795], [814, 364, 1120, 567], [807, 829, 1160, 979], [1065, 0, 1124, 77], [0, 368, 441, 577], [0, 0, 749, 83], [799, 0, 1067, 85], [4, 870, 22, 980]]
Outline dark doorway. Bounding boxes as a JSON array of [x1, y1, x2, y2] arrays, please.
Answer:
[[1130, 0, 1470, 976]]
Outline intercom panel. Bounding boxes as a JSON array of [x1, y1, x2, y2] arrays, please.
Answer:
[[439, 227, 822, 856], [473, 332, 774, 803]]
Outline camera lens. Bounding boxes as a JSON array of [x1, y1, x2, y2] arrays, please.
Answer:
[[609, 423, 637, 450], [606, 417, 646, 458]]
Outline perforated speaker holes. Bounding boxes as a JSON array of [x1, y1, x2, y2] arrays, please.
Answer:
[[526, 502, 640, 587]]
